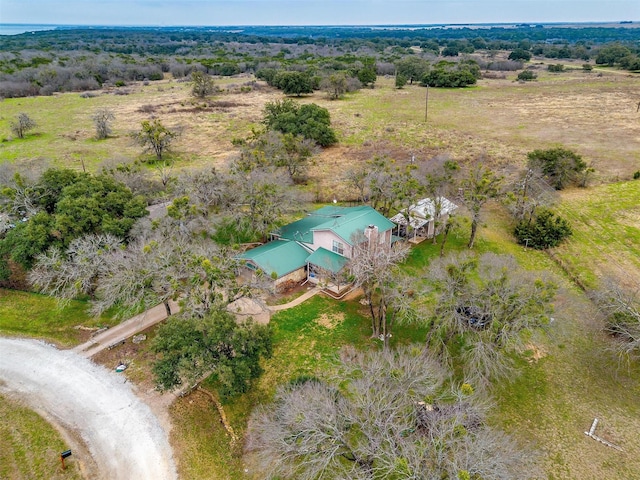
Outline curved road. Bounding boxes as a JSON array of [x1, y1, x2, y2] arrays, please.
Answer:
[[0, 337, 177, 480]]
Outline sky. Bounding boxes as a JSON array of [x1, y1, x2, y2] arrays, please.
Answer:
[[2, 0, 639, 27]]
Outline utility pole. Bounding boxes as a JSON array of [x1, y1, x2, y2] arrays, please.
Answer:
[[424, 84, 429, 123]]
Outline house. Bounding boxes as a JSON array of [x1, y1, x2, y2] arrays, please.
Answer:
[[390, 197, 457, 242], [239, 205, 395, 292]]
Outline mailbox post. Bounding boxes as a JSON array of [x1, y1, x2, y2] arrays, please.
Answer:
[[60, 450, 72, 470]]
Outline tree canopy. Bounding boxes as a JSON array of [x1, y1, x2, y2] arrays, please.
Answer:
[[526, 147, 588, 190], [153, 310, 272, 398], [0, 168, 147, 272], [262, 99, 337, 147]]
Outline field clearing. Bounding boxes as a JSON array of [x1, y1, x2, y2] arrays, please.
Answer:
[[1, 69, 638, 189]]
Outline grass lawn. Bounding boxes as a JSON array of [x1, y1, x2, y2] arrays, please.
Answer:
[[553, 181, 640, 289], [0, 289, 118, 347], [0, 394, 83, 480]]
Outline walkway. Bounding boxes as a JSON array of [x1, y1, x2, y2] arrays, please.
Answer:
[[73, 302, 176, 358], [268, 286, 322, 312]]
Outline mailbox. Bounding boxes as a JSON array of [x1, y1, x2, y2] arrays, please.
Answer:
[[61, 450, 72, 459]]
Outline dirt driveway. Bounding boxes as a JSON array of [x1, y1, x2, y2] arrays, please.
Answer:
[[0, 337, 177, 480]]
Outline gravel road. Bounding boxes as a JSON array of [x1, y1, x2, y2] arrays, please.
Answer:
[[0, 337, 177, 480]]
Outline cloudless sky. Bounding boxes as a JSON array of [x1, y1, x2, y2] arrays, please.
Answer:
[[2, 0, 639, 26]]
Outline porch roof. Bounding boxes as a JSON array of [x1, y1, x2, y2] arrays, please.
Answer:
[[306, 247, 349, 273]]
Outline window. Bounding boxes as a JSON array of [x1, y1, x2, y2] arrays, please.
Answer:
[[332, 240, 344, 256]]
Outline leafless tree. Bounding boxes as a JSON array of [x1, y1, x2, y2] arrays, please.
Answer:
[[28, 234, 123, 303], [92, 108, 115, 140], [0, 161, 49, 218], [504, 168, 558, 222], [10, 112, 36, 139], [425, 252, 557, 386], [591, 279, 640, 363], [418, 155, 458, 244], [349, 234, 411, 346], [174, 167, 232, 214], [246, 346, 538, 480], [91, 222, 239, 318]]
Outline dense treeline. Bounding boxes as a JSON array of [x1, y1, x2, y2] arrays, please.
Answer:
[[1, 25, 639, 97]]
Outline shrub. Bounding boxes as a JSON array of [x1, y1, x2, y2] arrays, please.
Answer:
[[633, 171, 640, 180], [517, 70, 537, 81], [526, 147, 587, 190], [548, 64, 565, 72], [263, 99, 337, 147], [514, 208, 572, 249]]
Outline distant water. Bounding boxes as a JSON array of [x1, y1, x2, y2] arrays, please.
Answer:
[[0, 24, 58, 36]]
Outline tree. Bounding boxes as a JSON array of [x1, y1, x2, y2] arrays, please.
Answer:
[[508, 49, 532, 61], [10, 113, 36, 139], [272, 71, 313, 96], [421, 60, 480, 88], [190, 70, 215, 98], [458, 161, 502, 248], [504, 167, 558, 222], [592, 280, 640, 363], [262, 99, 337, 147], [321, 73, 348, 100], [356, 58, 377, 87], [0, 169, 147, 272], [514, 208, 572, 249], [152, 310, 272, 398], [395, 73, 407, 89], [349, 233, 411, 347], [91, 222, 239, 318], [526, 147, 588, 190], [395, 56, 429, 84], [246, 346, 538, 480], [29, 234, 123, 302], [92, 108, 115, 140], [419, 156, 459, 244], [596, 43, 633, 66], [425, 252, 556, 386], [134, 119, 177, 160]]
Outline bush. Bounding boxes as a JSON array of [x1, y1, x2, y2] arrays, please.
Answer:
[[548, 64, 565, 72], [633, 171, 640, 180], [517, 70, 537, 81], [514, 208, 572, 249]]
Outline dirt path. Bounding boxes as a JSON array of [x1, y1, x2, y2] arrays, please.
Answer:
[[0, 337, 177, 480], [268, 287, 321, 312]]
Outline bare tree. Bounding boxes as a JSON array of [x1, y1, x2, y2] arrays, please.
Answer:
[[10, 112, 36, 139], [28, 234, 123, 302], [349, 234, 411, 346], [91, 221, 239, 319], [457, 159, 503, 248], [419, 155, 458, 244], [424, 252, 557, 386], [592, 279, 640, 363], [504, 168, 557, 222], [92, 108, 115, 140], [246, 346, 538, 480], [0, 161, 48, 218]]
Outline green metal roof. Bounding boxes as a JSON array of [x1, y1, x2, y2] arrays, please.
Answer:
[[311, 206, 395, 245], [277, 206, 394, 246], [239, 240, 309, 278], [306, 247, 349, 273]]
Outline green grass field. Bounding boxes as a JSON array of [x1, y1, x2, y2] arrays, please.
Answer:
[[0, 394, 83, 480], [0, 289, 118, 346]]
